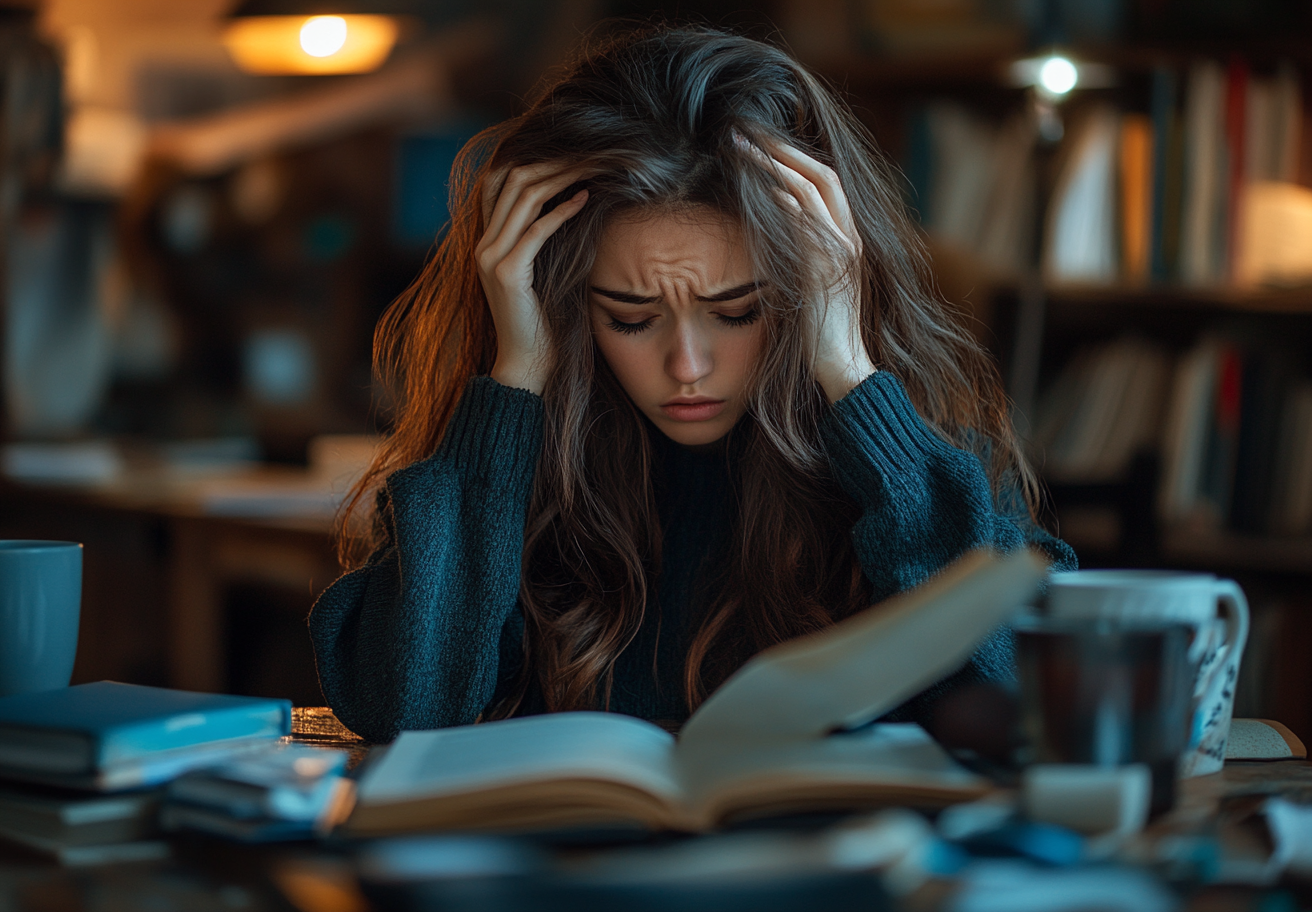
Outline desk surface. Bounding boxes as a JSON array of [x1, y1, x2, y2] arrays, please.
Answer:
[[2, 711, 1310, 912]]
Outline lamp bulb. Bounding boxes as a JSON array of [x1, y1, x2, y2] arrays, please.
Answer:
[[300, 16, 347, 58], [1038, 56, 1078, 97]]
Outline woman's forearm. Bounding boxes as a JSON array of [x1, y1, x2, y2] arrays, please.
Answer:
[[822, 370, 1076, 604], [308, 378, 544, 741]]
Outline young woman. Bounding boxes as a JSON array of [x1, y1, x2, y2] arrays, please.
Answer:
[[309, 26, 1076, 743]]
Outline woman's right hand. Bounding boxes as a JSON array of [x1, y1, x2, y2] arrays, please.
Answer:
[[476, 164, 589, 395]]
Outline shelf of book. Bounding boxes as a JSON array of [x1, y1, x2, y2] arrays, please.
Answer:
[[1043, 282, 1312, 315]]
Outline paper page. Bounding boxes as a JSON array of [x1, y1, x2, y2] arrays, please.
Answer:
[[678, 549, 1046, 776], [355, 712, 681, 807], [690, 724, 987, 824]]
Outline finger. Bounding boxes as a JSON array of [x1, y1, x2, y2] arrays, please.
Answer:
[[480, 181, 586, 277], [484, 162, 566, 238], [483, 164, 587, 252], [770, 162, 854, 253], [481, 167, 510, 227], [763, 142, 856, 236], [497, 189, 589, 277], [735, 135, 850, 238]]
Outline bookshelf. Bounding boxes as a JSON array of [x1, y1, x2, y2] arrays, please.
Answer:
[[804, 42, 1312, 577], [786, 0, 1312, 753]]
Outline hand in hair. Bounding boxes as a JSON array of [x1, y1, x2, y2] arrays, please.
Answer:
[[755, 140, 877, 403], [476, 164, 590, 395]]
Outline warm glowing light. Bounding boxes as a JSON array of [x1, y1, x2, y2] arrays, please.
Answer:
[[1038, 56, 1079, 96], [223, 15, 398, 75], [299, 16, 347, 58]]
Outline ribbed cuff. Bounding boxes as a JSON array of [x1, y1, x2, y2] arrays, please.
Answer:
[[392, 376, 546, 504], [823, 372, 950, 504]]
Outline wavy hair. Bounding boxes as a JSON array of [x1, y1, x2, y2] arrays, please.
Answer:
[[342, 25, 1037, 716]]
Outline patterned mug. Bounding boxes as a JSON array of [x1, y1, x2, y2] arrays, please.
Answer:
[[1046, 570, 1249, 777]]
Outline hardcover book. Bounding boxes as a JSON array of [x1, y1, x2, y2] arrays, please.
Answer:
[[0, 682, 291, 790], [347, 548, 1047, 835]]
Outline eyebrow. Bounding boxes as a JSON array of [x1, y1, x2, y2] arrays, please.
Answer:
[[588, 282, 763, 305]]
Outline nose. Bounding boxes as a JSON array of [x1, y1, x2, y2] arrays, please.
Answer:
[[665, 317, 713, 386]]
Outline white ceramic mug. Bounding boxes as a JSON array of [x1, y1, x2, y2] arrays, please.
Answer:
[[1046, 570, 1249, 777]]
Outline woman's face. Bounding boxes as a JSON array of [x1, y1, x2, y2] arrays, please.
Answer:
[[588, 207, 766, 447]]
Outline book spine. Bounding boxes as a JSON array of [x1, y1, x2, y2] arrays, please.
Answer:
[[1200, 346, 1244, 524], [1120, 114, 1153, 282], [1224, 57, 1249, 283], [99, 703, 291, 768], [1150, 66, 1178, 282]]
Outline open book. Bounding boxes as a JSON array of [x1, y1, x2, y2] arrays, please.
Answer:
[[346, 548, 1047, 834]]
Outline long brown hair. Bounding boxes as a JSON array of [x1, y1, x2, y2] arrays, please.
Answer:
[[343, 26, 1037, 717]]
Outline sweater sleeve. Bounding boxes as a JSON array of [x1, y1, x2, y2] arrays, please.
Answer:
[[820, 371, 1077, 725], [308, 377, 544, 742]]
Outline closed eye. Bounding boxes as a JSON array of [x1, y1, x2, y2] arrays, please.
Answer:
[[605, 315, 656, 335], [715, 309, 760, 328]]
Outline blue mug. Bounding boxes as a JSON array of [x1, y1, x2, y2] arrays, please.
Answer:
[[0, 541, 82, 696]]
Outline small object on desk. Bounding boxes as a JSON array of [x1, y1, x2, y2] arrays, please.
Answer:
[[0, 784, 167, 866], [1263, 797, 1312, 882], [955, 820, 1086, 868], [1021, 764, 1151, 837], [1225, 720, 1307, 761], [163, 744, 354, 842], [160, 794, 352, 843], [169, 744, 347, 820], [949, 859, 1178, 912], [0, 681, 291, 791]]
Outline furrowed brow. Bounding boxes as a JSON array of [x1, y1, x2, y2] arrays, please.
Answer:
[[588, 282, 763, 305], [697, 282, 763, 303], [589, 286, 659, 305]]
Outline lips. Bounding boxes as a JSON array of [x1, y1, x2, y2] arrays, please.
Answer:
[[659, 398, 726, 422]]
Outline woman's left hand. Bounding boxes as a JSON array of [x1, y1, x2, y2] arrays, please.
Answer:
[[757, 141, 877, 403]]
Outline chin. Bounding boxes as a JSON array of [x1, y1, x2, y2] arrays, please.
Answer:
[[654, 419, 733, 447]]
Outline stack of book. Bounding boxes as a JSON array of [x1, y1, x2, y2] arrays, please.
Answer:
[[0, 681, 291, 864], [161, 743, 352, 842]]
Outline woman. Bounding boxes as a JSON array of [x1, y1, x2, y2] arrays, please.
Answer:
[[310, 26, 1076, 743]]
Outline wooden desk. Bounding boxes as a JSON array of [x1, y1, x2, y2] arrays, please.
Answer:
[[1, 710, 1309, 911], [0, 475, 342, 696]]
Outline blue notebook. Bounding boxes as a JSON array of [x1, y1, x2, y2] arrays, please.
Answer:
[[0, 682, 291, 779]]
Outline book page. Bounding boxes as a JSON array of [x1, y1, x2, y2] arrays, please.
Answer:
[[687, 724, 988, 827], [677, 548, 1046, 779], [355, 712, 682, 808]]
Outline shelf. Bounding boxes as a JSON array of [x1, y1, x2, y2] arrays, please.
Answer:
[[810, 51, 1023, 93], [807, 41, 1312, 96], [1041, 283, 1312, 315], [1160, 531, 1312, 575]]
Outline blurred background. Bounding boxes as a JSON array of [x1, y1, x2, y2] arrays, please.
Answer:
[[1, 0, 1310, 734]]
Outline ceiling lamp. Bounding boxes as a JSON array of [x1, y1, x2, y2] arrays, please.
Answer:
[[223, 14, 399, 75], [1008, 54, 1116, 102]]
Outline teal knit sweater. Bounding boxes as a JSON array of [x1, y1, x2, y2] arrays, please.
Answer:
[[309, 372, 1076, 742]]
